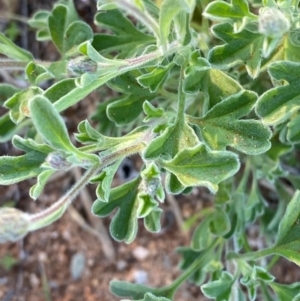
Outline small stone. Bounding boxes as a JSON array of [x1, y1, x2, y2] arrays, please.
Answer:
[[70, 252, 86, 280], [29, 273, 40, 287], [116, 260, 128, 271], [133, 270, 148, 284], [132, 246, 150, 261]]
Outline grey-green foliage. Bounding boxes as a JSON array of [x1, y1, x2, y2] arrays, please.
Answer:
[[1, 0, 300, 300]]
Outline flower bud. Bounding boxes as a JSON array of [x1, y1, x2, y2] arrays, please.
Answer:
[[46, 152, 71, 170], [258, 7, 290, 38], [67, 56, 98, 75], [0, 207, 30, 243]]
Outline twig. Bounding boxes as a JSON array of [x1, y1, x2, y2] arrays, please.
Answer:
[[72, 167, 116, 261], [165, 193, 187, 236]]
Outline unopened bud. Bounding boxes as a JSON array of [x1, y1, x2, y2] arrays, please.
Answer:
[[67, 56, 98, 75], [0, 207, 30, 243], [258, 7, 290, 38], [46, 152, 71, 170]]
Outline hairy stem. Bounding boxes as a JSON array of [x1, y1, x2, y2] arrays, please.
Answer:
[[28, 164, 100, 231]]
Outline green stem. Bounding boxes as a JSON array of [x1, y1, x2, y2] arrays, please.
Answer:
[[28, 142, 145, 231], [176, 66, 186, 124], [0, 59, 28, 70], [100, 142, 145, 165], [227, 246, 276, 261], [164, 238, 222, 298], [236, 158, 251, 193], [28, 163, 100, 231], [54, 41, 180, 112]]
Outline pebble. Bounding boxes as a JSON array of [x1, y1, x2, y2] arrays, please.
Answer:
[[132, 246, 150, 261], [133, 270, 148, 284], [70, 252, 86, 280]]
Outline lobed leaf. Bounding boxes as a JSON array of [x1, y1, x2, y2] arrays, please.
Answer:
[[159, 0, 195, 51], [269, 282, 300, 301], [143, 120, 199, 160], [201, 271, 234, 301], [189, 90, 272, 155], [256, 61, 300, 125], [204, 0, 256, 21], [92, 175, 162, 243], [94, 9, 155, 57], [183, 54, 243, 108], [209, 23, 264, 78], [4, 87, 43, 124], [159, 144, 240, 193]]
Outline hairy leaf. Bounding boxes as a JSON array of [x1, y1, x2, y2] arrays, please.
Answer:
[[209, 23, 264, 78], [159, 145, 240, 193], [201, 271, 234, 301], [0, 33, 33, 61], [189, 90, 272, 155], [94, 9, 155, 57], [256, 61, 300, 125]]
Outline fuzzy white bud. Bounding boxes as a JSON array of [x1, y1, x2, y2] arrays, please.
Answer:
[[46, 152, 71, 170], [0, 207, 30, 243], [258, 7, 290, 38], [67, 56, 98, 75]]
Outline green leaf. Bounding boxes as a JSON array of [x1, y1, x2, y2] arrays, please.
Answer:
[[0, 151, 47, 185], [12, 135, 54, 154], [269, 282, 300, 301], [0, 114, 27, 143], [4, 87, 43, 124], [48, 1, 78, 54], [142, 293, 172, 301], [191, 218, 213, 250], [137, 64, 173, 93], [159, 145, 240, 193], [29, 169, 56, 200], [210, 207, 231, 236], [92, 178, 141, 243], [48, 4, 69, 54], [93, 9, 155, 57], [0, 83, 20, 104], [203, 0, 257, 32], [110, 281, 159, 299], [256, 61, 300, 125], [29, 95, 77, 152], [144, 207, 163, 232], [273, 190, 300, 265], [44, 78, 77, 103], [28, 10, 50, 29], [143, 120, 199, 160], [183, 54, 243, 108], [188, 90, 272, 155], [76, 120, 147, 149], [143, 101, 165, 122], [204, 0, 255, 20], [287, 114, 300, 143], [0, 33, 33, 61], [26, 62, 52, 85], [159, 0, 195, 50], [92, 160, 122, 202], [64, 21, 93, 54], [107, 94, 153, 125], [92, 174, 162, 242], [201, 271, 234, 301], [209, 23, 264, 78]]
